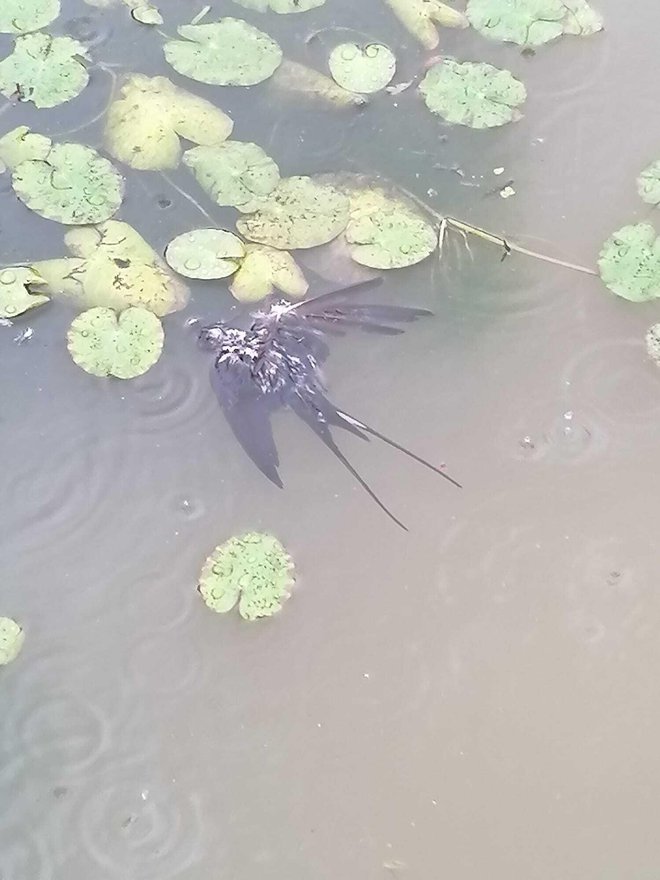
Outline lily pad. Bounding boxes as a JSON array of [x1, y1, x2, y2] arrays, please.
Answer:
[[237, 176, 350, 249], [344, 188, 437, 269], [230, 244, 308, 302], [198, 532, 294, 621], [0, 0, 60, 34], [67, 306, 164, 378], [183, 141, 280, 213], [0, 617, 25, 665], [419, 59, 526, 128], [34, 220, 189, 315], [598, 223, 660, 303], [0, 267, 49, 318], [0, 33, 89, 109], [384, 0, 468, 50], [637, 160, 660, 207], [12, 140, 124, 224], [646, 323, 660, 364], [329, 43, 396, 94], [164, 18, 283, 86], [233, 0, 325, 11], [131, 3, 163, 23], [105, 74, 233, 171], [165, 228, 245, 279], [0, 126, 51, 170], [466, 0, 602, 46], [271, 59, 366, 107]]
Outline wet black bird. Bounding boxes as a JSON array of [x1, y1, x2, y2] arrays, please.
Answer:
[[198, 279, 460, 529]]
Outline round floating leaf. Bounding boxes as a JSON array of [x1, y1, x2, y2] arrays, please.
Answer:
[[230, 244, 308, 302], [233, 0, 325, 11], [0, 617, 25, 665], [0, 0, 60, 34], [183, 141, 280, 213], [384, 0, 468, 50], [35, 221, 189, 315], [0, 33, 89, 109], [344, 189, 437, 269], [165, 228, 245, 279], [131, 3, 163, 23], [67, 306, 164, 378], [0, 267, 49, 318], [105, 74, 233, 171], [646, 323, 660, 364], [13, 142, 124, 224], [271, 58, 366, 107], [329, 43, 396, 94], [237, 176, 350, 250], [598, 224, 660, 303], [466, 0, 602, 45], [0, 126, 51, 170], [164, 18, 282, 86], [637, 160, 660, 207], [198, 532, 294, 621], [419, 59, 526, 128]]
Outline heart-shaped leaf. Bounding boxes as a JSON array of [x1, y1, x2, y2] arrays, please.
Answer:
[[67, 306, 164, 378], [165, 228, 245, 279]]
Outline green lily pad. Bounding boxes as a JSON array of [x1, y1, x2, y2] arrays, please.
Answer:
[[0, 617, 25, 665], [233, 0, 325, 11], [646, 323, 660, 364], [131, 3, 163, 23], [230, 244, 308, 302], [34, 220, 189, 315], [183, 141, 280, 213], [328, 43, 396, 94], [0, 266, 49, 318], [105, 74, 233, 171], [598, 224, 660, 303], [0, 33, 89, 109], [344, 188, 437, 269], [0, 126, 52, 170], [198, 532, 294, 621], [12, 140, 124, 224], [637, 160, 660, 207], [466, 0, 602, 46], [164, 18, 282, 86], [0, 0, 60, 34], [237, 176, 350, 250], [272, 59, 366, 107], [67, 306, 164, 378], [384, 0, 468, 50], [165, 228, 245, 279], [419, 59, 526, 128]]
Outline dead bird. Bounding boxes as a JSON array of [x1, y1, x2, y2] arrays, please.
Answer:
[[198, 279, 460, 529]]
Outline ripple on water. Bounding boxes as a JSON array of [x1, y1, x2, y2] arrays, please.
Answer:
[[502, 407, 606, 465], [78, 778, 204, 879], [0, 833, 52, 880], [65, 13, 113, 48], [127, 359, 212, 436]]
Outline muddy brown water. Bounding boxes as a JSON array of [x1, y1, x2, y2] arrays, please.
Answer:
[[2, 0, 660, 877]]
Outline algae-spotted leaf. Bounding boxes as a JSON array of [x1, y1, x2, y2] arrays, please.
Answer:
[[198, 532, 294, 621], [466, 0, 602, 46], [0, 33, 89, 108], [598, 224, 660, 302], [0, 0, 60, 34], [183, 141, 280, 213]]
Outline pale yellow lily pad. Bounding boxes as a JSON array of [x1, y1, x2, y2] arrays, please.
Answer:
[[165, 228, 245, 279], [271, 59, 366, 107], [383, 0, 468, 50], [0, 266, 50, 318], [105, 74, 233, 171], [230, 244, 308, 302], [0, 617, 25, 665], [183, 141, 280, 212], [0, 126, 51, 171]]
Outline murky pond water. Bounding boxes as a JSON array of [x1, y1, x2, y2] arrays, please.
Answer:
[[3, 0, 660, 877]]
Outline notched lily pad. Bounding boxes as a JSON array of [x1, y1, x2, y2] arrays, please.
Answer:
[[384, 0, 468, 50], [0, 126, 52, 170], [233, 0, 325, 11], [0, 617, 25, 665], [0, 0, 60, 34], [637, 159, 660, 207], [34, 220, 189, 315], [12, 138, 124, 224], [183, 141, 280, 212], [67, 305, 164, 378], [237, 176, 350, 249], [230, 244, 308, 302], [0, 266, 49, 318], [165, 228, 245, 279], [105, 74, 233, 171], [164, 18, 283, 86], [466, 0, 602, 46], [272, 59, 366, 107], [198, 532, 295, 621], [0, 33, 89, 109], [419, 59, 526, 128], [329, 43, 396, 94], [598, 223, 660, 303]]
